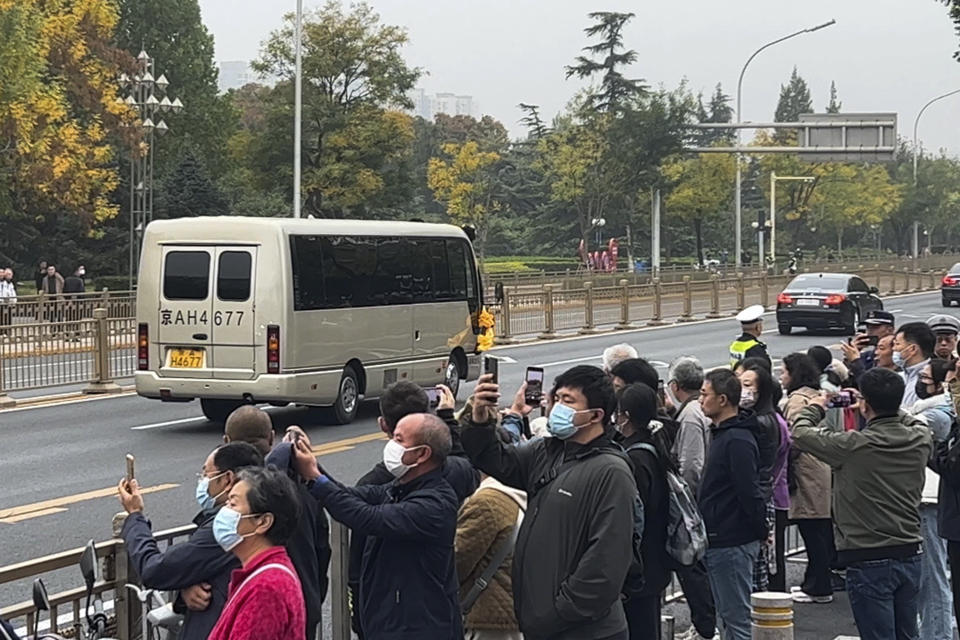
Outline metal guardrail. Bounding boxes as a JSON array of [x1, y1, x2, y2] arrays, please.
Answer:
[[0, 516, 804, 639], [494, 265, 947, 342]]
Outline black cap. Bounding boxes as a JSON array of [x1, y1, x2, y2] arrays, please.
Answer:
[[864, 310, 895, 326]]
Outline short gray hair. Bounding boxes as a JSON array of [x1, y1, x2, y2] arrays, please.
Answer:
[[669, 356, 704, 393], [416, 414, 452, 464], [602, 343, 638, 372]]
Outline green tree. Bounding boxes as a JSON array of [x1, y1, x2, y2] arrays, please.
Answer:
[[825, 81, 842, 113], [253, 1, 421, 217], [161, 150, 228, 218], [774, 67, 812, 145], [115, 0, 234, 178], [518, 103, 548, 140], [663, 152, 735, 266], [427, 141, 502, 261], [565, 12, 646, 113]]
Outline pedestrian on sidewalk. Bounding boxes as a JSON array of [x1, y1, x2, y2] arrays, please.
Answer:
[[0, 268, 16, 333], [781, 353, 835, 604], [790, 368, 931, 640], [34, 260, 46, 294], [698, 369, 767, 640]]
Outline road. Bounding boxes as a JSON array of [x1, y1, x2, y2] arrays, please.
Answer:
[[0, 289, 948, 638]]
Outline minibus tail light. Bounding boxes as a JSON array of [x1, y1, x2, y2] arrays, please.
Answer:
[[138, 323, 149, 370], [267, 325, 280, 374]]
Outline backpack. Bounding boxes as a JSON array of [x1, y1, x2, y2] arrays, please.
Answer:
[[628, 442, 707, 567]]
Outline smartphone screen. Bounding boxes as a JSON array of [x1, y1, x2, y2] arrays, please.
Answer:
[[125, 454, 135, 483], [484, 356, 499, 384], [866, 335, 879, 347], [657, 379, 666, 405], [425, 387, 441, 410], [827, 391, 852, 409], [525, 367, 544, 406]]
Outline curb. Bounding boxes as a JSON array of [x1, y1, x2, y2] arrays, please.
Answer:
[[1, 385, 136, 411]]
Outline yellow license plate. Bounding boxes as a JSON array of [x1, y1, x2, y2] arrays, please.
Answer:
[[169, 348, 205, 368]]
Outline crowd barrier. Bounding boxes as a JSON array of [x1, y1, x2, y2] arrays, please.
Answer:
[[0, 516, 806, 640]]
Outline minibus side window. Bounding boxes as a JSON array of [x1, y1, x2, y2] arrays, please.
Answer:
[[164, 251, 210, 300]]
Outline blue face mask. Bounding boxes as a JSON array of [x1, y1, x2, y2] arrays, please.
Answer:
[[548, 403, 592, 440], [892, 350, 905, 369], [195, 472, 227, 512], [212, 507, 260, 552]]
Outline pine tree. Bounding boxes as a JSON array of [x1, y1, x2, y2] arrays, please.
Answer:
[[162, 150, 228, 218], [774, 67, 813, 122], [825, 81, 842, 113], [564, 12, 646, 113]]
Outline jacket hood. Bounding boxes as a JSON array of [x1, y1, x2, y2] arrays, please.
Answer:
[[475, 475, 527, 512], [264, 442, 297, 480]]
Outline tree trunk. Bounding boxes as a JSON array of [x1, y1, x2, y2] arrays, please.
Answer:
[[837, 227, 843, 255]]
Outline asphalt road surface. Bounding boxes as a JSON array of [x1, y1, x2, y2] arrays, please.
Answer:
[[0, 290, 949, 638]]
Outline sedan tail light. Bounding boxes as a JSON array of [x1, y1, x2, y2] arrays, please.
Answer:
[[777, 293, 794, 304], [824, 294, 846, 306], [943, 275, 959, 287]]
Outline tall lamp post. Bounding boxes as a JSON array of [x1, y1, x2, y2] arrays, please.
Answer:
[[121, 51, 183, 288], [734, 19, 835, 269], [293, 0, 303, 218]]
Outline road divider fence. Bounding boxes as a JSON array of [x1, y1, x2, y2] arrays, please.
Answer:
[[493, 265, 948, 342]]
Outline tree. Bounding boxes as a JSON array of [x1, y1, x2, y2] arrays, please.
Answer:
[[115, 0, 234, 178], [0, 0, 137, 268], [253, 1, 421, 217], [774, 67, 812, 145], [519, 103, 548, 140], [427, 141, 502, 261], [663, 152, 735, 266], [432, 114, 509, 152], [161, 150, 228, 218], [939, 0, 960, 61], [825, 81, 842, 113], [565, 12, 646, 114], [697, 83, 734, 146]]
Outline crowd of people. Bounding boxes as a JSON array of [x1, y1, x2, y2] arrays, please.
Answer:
[[4, 305, 960, 640]]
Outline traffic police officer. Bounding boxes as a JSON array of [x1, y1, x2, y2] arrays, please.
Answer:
[[730, 304, 771, 369], [927, 314, 960, 359]]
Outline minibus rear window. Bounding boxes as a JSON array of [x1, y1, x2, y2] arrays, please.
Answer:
[[217, 252, 252, 301], [164, 251, 210, 300]]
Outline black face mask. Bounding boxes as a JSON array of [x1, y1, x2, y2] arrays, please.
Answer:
[[915, 380, 935, 401]]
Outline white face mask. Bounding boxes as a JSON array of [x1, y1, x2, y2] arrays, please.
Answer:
[[382, 439, 425, 479], [740, 389, 757, 409]]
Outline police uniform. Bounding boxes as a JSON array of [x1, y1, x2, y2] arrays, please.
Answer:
[[730, 305, 771, 368]]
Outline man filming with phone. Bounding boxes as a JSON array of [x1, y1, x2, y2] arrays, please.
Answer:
[[788, 368, 931, 639], [840, 310, 896, 383]]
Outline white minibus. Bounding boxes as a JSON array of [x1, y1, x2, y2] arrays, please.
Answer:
[[134, 217, 484, 423]]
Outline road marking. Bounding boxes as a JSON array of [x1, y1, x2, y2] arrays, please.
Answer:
[[132, 416, 207, 431], [311, 431, 385, 454], [0, 483, 178, 524]]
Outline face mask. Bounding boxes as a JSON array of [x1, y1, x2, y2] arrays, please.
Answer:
[[740, 389, 757, 409], [916, 380, 935, 401], [212, 507, 261, 552], [382, 439, 424, 479], [892, 350, 905, 369], [548, 403, 594, 440], [195, 472, 227, 511]]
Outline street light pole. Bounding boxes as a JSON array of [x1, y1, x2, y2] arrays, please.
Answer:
[[734, 19, 835, 269], [293, 0, 303, 218], [913, 88, 960, 184]]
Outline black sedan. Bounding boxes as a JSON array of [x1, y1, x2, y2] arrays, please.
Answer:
[[942, 263, 960, 307], [776, 272, 883, 335]]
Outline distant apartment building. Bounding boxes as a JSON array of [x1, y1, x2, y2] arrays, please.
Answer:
[[218, 61, 264, 93], [407, 89, 478, 119]]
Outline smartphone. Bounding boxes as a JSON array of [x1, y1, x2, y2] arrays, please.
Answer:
[[125, 454, 135, 483], [425, 387, 441, 410], [657, 379, 666, 405], [484, 356, 499, 384], [866, 335, 880, 347], [827, 391, 853, 409], [524, 367, 544, 406]]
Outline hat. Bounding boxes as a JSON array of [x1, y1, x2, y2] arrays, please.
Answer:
[[863, 310, 895, 326], [927, 314, 960, 335], [736, 305, 765, 324]]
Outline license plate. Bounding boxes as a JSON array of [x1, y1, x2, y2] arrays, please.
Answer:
[[796, 298, 820, 306], [169, 348, 205, 368]]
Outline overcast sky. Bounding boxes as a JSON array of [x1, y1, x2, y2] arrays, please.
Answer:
[[198, 0, 960, 155]]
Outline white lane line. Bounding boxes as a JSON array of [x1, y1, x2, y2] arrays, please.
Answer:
[[132, 416, 207, 431], [535, 355, 601, 368]]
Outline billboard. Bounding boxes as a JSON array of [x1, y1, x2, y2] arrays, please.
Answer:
[[798, 112, 897, 162]]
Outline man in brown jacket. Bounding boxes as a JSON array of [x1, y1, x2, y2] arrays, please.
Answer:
[[456, 469, 527, 640]]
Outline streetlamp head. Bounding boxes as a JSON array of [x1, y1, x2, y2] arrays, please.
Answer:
[[156, 120, 169, 136], [155, 74, 169, 92], [139, 71, 155, 87], [806, 19, 836, 33], [124, 95, 137, 106], [145, 94, 159, 107], [142, 117, 155, 130], [160, 96, 172, 111], [171, 97, 184, 113]]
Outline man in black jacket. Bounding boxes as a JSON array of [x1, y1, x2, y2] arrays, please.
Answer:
[[116, 443, 262, 640], [463, 365, 637, 640], [698, 369, 766, 640], [294, 413, 462, 640], [346, 381, 478, 637]]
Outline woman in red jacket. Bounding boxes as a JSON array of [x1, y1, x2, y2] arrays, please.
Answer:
[[208, 466, 306, 640]]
